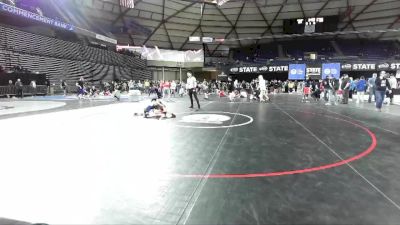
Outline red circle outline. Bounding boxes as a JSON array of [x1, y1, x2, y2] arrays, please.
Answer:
[[172, 114, 377, 179]]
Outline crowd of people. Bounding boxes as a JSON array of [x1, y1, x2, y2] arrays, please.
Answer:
[[69, 70, 398, 113]]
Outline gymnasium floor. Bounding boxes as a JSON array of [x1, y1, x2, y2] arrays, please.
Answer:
[[0, 94, 400, 225]]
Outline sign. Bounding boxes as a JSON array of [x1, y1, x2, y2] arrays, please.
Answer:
[[189, 36, 201, 42], [377, 63, 390, 70], [341, 64, 352, 71], [95, 34, 117, 45], [239, 67, 258, 73], [229, 66, 288, 74], [230, 62, 400, 74], [268, 66, 289, 72], [322, 63, 341, 79], [304, 24, 315, 33], [352, 63, 375, 71], [0, 2, 74, 31], [390, 63, 400, 70], [258, 66, 269, 72], [202, 37, 214, 43], [230, 67, 239, 73], [289, 64, 306, 80], [306, 67, 321, 77]]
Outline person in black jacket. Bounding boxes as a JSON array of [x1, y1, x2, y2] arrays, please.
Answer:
[[15, 79, 23, 98], [375, 71, 391, 112], [324, 75, 339, 105], [340, 74, 351, 104]]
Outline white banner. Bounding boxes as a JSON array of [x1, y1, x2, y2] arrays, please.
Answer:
[[142, 47, 203, 63], [95, 34, 117, 45]]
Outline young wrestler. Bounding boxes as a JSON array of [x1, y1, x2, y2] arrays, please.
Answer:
[[134, 98, 176, 119]]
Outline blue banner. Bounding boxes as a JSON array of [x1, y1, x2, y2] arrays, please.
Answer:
[[289, 64, 306, 80], [0, 2, 74, 31], [322, 63, 341, 79]]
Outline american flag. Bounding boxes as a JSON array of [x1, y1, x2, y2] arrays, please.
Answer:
[[120, 0, 134, 8]]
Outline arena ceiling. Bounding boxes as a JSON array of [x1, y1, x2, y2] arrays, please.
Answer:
[[73, 0, 400, 56]]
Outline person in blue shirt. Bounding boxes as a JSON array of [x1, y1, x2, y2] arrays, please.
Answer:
[[356, 76, 367, 103]]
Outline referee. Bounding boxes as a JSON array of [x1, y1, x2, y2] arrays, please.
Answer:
[[186, 72, 200, 109]]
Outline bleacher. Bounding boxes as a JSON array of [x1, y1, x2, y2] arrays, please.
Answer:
[[231, 38, 399, 64], [0, 25, 151, 85], [336, 39, 399, 60], [281, 39, 335, 58]]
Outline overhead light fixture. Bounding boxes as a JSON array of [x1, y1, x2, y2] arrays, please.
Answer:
[[202, 0, 230, 6], [216, 0, 230, 6]]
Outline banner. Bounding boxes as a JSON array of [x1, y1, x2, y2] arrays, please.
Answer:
[[229, 65, 288, 74], [322, 63, 341, 79], [0, 2, 74, 31], [96, 34, 117, 45], [229, 62, 400, 74], [306, 67, 321, 77], [289, 64, 306, 80], [141, 47, 203, 63]]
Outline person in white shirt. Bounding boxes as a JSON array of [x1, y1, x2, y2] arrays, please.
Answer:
[[171, 80, 177, 97], [388, 74, 397, 105], [258, 75, 269, 102], [186, 72, 200, 109], [30, 80, 37, 97]]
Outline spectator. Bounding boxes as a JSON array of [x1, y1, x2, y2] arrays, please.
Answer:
[[30, 80, 37, 97], [368, 73, 377, 103], [46, 79, 51, 94], [7, 80, 13, 98], [324, 75, 339, 106], [171, 80, 177, 98], [388, 74, 397, 105], [15, 79, 23, 98], [60, 80, 68, 96], [375, 71, 391, 112], [356, 76, 367, 103], [341, 74, 350, 104]]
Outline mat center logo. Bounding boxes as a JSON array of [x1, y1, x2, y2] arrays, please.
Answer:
[[180, 114, 231, 124]]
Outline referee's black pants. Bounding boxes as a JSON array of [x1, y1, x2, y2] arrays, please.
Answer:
[[188, 88, 200, 108]]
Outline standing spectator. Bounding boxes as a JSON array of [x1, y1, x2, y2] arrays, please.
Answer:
[[7, 80, 14, 98], [258, 75, 269, 102], [375, 71, 391, 112], [171, 80, 177, 98], [341, 74, 350, 104], [46, 79, 51, 95], [356, 76, 367, 103], [324, 75, 338, 106], [388, 74, 397, 105], [186, 72, 200, 109], [144, 80, 150, 94], [128, 80, 134, 91], [162, 80, 171, 100], [30, 80, 37, 97], [15, 79, 23, 98], [60, 80, 68, 96], [349, 77, 356, 101], [138, 80, 143, 92], [368, 73, 377, 103]]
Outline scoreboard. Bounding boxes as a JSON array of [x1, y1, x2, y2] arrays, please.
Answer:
[[283, 16, 339, 34]]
